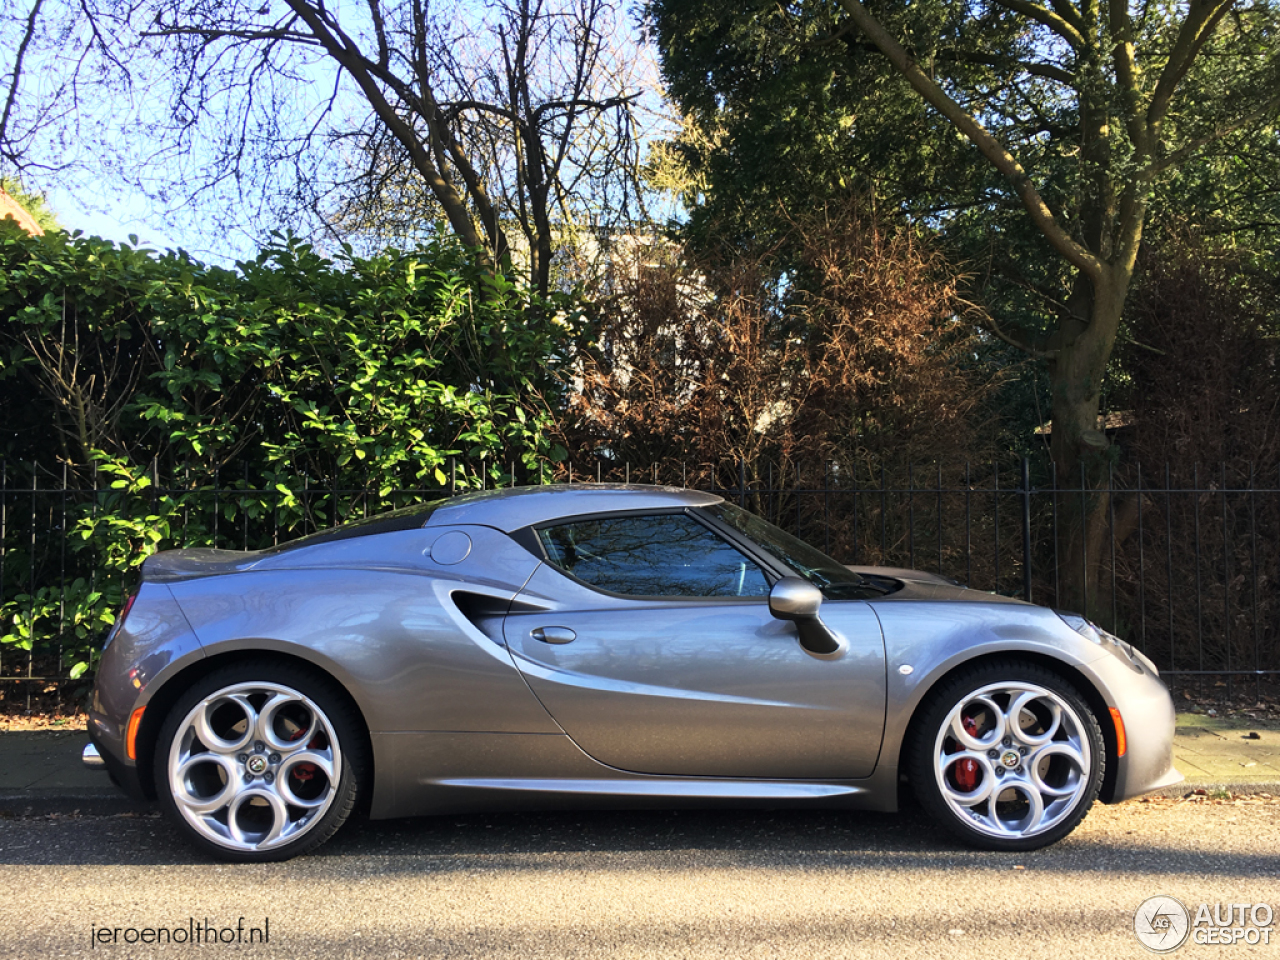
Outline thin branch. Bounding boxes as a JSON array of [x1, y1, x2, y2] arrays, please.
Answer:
[[365, 0, 389, 69], [531, 93, 643, 120], [978, 309, 1060, 360], [939, 49, 1076, 86], [441, 99, 520, 125], [141, 26, 319, 45], [0, 0, 44, 154], [988, 0, 1085, 48], [1148, 0, 1236, 132]]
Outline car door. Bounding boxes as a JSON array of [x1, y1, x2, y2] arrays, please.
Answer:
[[503, 510, 886, 780]]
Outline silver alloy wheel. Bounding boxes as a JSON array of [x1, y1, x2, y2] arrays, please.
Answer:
[[167, 681, 342, 853], [931, 680, 1092, 840]]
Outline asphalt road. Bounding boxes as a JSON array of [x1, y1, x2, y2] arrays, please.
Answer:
[[1, 799, 1277, 960]]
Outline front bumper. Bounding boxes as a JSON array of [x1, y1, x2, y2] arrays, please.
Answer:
[[1085, 650, 1183, 801]]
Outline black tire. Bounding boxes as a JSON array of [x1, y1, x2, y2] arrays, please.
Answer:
[[154, 659, 367, 862], [907, 660, 1105, 851]]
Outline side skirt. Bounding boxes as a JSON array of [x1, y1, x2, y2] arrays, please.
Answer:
[[369, 731, 900, 819]]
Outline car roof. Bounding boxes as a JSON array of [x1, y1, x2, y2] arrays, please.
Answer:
[[425, 483, 723, 533]]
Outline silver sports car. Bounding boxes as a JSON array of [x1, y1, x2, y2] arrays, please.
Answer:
[[84, 484, 1181, 861]]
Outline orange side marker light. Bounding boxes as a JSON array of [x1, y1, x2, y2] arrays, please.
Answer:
[[1108, 707, 1127, 757], [125, 706, 146, 761]]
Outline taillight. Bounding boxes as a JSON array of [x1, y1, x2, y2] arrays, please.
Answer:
[[119, 591, 138, 625], [104, 591, 138, 649]]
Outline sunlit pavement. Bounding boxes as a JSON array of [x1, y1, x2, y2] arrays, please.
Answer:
[[1, 800, 1278, 958]]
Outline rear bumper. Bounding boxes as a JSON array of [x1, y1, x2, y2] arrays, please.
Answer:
[[86, 721, 149, 801]]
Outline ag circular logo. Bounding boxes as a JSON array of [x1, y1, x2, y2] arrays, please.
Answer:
[[246, 755, 268, 775], [1135, 896, 1190, 952]]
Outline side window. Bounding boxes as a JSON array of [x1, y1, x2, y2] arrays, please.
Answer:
[[538, 513, 770, 597]]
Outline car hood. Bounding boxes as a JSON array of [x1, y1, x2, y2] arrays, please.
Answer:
[[847, 565, 1031, 606]]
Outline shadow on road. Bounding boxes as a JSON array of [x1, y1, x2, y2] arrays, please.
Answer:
[[1, 802, 1277, 880]]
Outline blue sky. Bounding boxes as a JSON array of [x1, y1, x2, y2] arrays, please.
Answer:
[[46, 186, 199, 256]]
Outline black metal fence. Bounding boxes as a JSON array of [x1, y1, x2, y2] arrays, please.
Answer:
[[2, 456, 1278, 704]]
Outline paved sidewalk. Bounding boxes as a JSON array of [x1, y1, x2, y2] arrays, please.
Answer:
[[1168, 712, 1280, 793], [0, 728, 152, 816], [0, 714, 1276, 817]]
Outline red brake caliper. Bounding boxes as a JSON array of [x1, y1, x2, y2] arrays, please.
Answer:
[[949, 713, 981, 792], [289, 724, 317, 784]]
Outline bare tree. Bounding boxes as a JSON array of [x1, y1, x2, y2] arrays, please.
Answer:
[[0, 0, 135, 178], [329, 0, 660, 290], [1, 0, 659, 291]]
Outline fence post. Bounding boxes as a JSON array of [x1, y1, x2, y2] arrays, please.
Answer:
[[1021, 457, 1033, 603]]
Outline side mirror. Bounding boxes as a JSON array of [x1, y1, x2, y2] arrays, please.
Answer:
[[768, 577, 843, 657], [768, 577, 823, 620]]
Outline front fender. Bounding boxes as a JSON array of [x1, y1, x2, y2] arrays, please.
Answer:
[[871, 601, 1112, 770]]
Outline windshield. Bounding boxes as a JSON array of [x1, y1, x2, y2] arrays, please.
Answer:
[[705, 503, 894, 600]]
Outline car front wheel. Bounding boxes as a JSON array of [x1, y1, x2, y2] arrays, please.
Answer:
[[909, 661, 1105, 851], [154, 661, 365, 862]]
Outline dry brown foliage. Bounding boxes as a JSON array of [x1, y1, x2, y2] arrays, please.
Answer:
[[559, 201, 998, 499]]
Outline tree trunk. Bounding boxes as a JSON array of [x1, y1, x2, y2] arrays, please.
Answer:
[[1047, 267, 1129, 622]]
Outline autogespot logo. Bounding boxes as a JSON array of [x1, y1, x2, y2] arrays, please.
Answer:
[[1134, 896, 1191, 953], [1134, 897, 1276, 951]]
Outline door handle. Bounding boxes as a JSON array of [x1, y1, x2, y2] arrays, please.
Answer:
[[531, 626, 576, 644]]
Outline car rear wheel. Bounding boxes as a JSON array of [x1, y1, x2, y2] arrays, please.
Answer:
[[154, 661, 365, 862], [909, 661, 1104, 851]]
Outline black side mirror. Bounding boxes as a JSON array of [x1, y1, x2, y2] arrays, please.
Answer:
[[768, 577, 844, 657]]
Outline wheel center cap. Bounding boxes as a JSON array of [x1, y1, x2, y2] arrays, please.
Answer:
[[1001, 751, 1020, 768], [246, 755, 269, 775]]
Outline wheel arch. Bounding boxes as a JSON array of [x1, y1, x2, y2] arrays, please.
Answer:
[[133, 648, 375, 804], [896, 650, 1121, 804]]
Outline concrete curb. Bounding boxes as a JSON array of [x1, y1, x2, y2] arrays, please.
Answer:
[[1142, 781, 1280, 799]]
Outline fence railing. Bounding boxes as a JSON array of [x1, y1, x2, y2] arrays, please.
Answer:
[[3, 456, 1277, 706]]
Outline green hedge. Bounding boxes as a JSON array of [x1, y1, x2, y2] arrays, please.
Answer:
[[0, 225, 581, 678]]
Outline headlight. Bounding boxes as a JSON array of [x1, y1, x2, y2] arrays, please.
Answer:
[[1056, 610, 1158, 675], [1056, 611, 1103, 644]]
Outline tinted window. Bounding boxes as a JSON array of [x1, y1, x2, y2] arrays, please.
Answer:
[[538, 513, 770, 597]]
